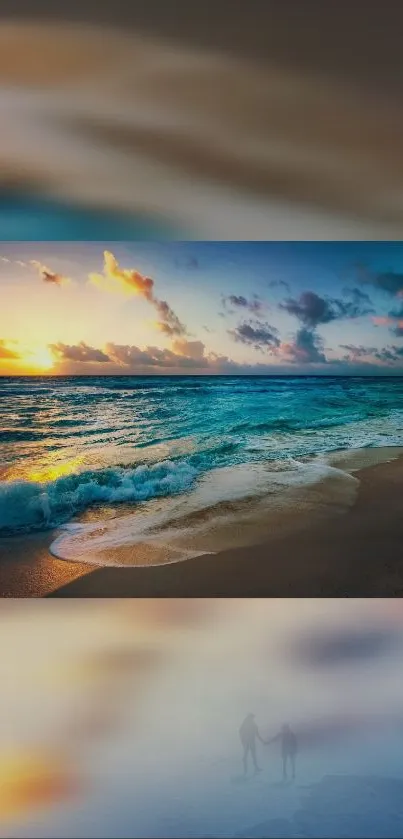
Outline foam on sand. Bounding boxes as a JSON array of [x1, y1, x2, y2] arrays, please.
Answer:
[[50, 458, 359, 567]]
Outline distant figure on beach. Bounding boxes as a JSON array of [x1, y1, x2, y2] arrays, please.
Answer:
[[266, 723, 298, 781], [239, 713, 265, 775]]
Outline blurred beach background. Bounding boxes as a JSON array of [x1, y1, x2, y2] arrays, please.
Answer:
[[1, 599, 403, 837], [1, 1, 403, 239]]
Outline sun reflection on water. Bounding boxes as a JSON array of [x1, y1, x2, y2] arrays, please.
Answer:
[[6, 456, 84, 484]]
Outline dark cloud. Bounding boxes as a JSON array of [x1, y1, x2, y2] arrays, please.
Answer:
[[358, 266, 403, 296], [340, 344, 377, 360], [383, 345, 403, 361], [268, 279, 291, 292], [0, 340, 20, 359], [278, 287, 372, 366], [375, 346, 403, 362], [153, 299, 187, 337], [228, 319, 280, 352], [341, 286, 374, 317], [174, 255, 199, 269], [222, 294, 264, 315], [388, 303, 403, 319], [281, 327, 327, 364], [340, 343, 403, 365], [50, 342, 111, 363], [372, 304, 403, 337], [280, 291, 336, 327], [386, 303, 403, 336], [280, 289, 373, 328]]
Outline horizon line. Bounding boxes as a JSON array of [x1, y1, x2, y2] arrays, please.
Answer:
[[2, 373, 403, 379]]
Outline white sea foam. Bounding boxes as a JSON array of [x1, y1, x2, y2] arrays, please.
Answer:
[[50, 458, 359, 566]]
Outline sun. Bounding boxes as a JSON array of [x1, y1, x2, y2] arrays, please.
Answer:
[[24, 347, 55, 372]]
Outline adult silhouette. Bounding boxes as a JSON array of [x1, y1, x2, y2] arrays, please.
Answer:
[[266, 723, 298, 780], [239, 713, 265, 775]]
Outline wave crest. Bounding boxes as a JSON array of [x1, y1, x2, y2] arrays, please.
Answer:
[[0, 459, 197, 536]]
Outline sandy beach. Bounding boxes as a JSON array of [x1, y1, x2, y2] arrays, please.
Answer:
[[2, 244, 403, 599], [0, 451, 401, 598]]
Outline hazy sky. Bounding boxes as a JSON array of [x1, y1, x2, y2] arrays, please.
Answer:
[[1, 241, 403, 375]]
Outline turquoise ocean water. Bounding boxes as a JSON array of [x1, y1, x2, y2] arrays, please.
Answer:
[[1, 375, 403, 547]]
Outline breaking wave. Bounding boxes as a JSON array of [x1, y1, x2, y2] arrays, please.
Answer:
[[0, 460, 197, 536]]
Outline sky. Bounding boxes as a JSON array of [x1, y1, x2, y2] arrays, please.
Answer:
[[1, 241, 403, 375]]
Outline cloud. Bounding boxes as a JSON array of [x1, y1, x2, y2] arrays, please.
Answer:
[[280, 291, 335, 327], [280, 289, 373, 328], [277, 289, 373, 366], [358, 267, 403, 297], [49, 342, 111, 363], [171, 339, 206, 361], [373, 303, 403, 336], [268, 279, 291, 292], [340, 343, 403, 366], [0, 340, 20, 359], [341, 287, 374, 317], [153, 300, 187, 337], [106, 342, 206, 370], [89, 251, 186, 336], [222, 294, 264, 315], [377, 345, 403, 362], [388, 303, 403, 320], [106, 341, 239, 372], [281, 327, 327, 364], [174, 255, 199, 269], [386, 303, 403, 336], [89, 250, 154, 299], [372, 316, 391, 327], [228, 319, 280, 352], [340, 344, 377, 360], [105, 340, 244, 372], [30, 261, 71, 287], [1, 255, 71, 286]]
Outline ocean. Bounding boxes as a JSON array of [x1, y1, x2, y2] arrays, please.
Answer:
[[1, 375, 403, 565]]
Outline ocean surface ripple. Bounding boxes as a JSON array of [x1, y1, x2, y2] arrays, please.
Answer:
[[1, 375, 403, 537]]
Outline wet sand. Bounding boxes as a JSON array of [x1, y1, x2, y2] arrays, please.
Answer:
[[0, 531, 92, 597], [1, 454, 402, 597]]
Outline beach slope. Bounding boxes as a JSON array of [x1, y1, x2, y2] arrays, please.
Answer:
[[47, 456, 403, 598]]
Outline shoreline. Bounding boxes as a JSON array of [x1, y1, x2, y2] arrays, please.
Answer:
[[1, 447, 402, 597]]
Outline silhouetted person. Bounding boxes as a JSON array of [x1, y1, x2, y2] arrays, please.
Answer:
[[239, 713, 264, 775], [266, 723, 297, 781]]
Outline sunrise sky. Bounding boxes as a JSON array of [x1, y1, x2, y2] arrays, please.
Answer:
[[1, 241, 403, 376]]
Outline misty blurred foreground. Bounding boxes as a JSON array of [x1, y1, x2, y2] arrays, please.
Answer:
[[1, 599, 403, 837], [1, 3, 403, 238]]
